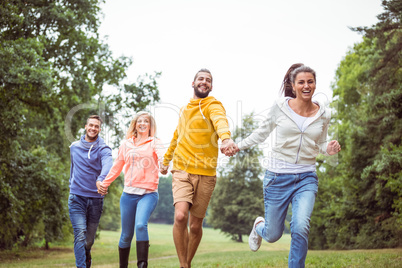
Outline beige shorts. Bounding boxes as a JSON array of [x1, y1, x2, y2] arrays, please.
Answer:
[[171, 169, 217, 219]]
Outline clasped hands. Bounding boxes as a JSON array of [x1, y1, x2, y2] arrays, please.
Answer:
[[160, 163, 169, 175], [96, 181, 108, 196], [220, 139, 239, 157], [159, 139, 239, 176]]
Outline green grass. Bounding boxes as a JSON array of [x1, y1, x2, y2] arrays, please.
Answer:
[[0, 223, 401, 267]]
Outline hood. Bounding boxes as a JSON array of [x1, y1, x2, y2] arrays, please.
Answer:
[[129, 136, 154, 146], [74, 135, 106, 159], [276, 97, 328, 120], [187, 96, 217, 119], [276, 97, 331, 124]]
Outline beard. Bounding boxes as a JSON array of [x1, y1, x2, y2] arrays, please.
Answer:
[[85, 132, 99, 141], [193, 85, 210, 98]]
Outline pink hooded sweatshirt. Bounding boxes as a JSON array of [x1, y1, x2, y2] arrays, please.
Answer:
[[103, 137, 164, 191]]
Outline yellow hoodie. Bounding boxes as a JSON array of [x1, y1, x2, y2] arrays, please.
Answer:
[[163, 96, 231, 176]]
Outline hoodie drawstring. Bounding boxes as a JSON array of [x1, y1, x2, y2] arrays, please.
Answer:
[[199, 99, 206, 120], [88, 144, 94, 159]]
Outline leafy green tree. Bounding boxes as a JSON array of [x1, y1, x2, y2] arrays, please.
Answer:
[[309, 0, 402, 249], [0, 0, 160, 249], [150, 175, 175, 224], [99, 174, 124, 231], [207, 113, 264, 242]]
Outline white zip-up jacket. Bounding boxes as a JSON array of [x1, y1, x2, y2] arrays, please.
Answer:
[[238, 97, 330, 165]]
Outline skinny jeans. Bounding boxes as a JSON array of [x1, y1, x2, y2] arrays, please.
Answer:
[[119, 191, 159, 248]]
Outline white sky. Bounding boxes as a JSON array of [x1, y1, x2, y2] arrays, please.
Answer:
[[98, 0, 383, 155]]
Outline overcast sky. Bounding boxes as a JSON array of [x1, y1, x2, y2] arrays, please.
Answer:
[[98, 0, 383, 152]]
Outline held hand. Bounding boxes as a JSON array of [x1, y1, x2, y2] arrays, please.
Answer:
[[160, 164, 169, 175], [97, 181, 108, 196], [233, 144, 240, 154], [221, 139, 238, 157], [326, 140, 341, 155]]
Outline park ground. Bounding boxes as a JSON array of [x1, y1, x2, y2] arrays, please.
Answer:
[[0, 223, 401, 267]]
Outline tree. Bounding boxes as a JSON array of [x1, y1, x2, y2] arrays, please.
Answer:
[[149, 175, 175, 224], [309, 0, 402, 249], [207, 113, 264, 242], [0, 0, 160, 249], [99, 174, 124, 231]]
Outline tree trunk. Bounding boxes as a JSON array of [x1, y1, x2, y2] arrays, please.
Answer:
[[238, 234, 243, 243], [22, 233, 31, 247]]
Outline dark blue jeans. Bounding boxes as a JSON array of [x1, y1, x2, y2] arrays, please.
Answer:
[[256, 171, 318, 268], [68, 194, 103, 268]]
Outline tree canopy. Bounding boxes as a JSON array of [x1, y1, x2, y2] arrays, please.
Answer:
[[309, 0, 402, 249], [0, 0, 160, 249]]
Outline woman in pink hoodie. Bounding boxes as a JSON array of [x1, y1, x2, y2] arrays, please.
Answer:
[[99, 111, 164, 268]]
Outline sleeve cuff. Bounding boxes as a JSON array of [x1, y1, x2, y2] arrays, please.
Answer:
[[162, 159, 170, 166], [220, 133, 231, 141]]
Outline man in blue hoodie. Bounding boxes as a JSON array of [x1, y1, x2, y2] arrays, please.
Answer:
[[68, 115, 113, 268]]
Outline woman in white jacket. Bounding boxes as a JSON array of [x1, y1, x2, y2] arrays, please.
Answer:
[[235, 64, 341, 268]]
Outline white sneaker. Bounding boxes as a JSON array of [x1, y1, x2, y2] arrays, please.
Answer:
[[249, 216, 264, 252]]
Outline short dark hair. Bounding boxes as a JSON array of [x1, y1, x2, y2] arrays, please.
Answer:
[[87, 115, 103, 126], [194, 68, 213, 83]]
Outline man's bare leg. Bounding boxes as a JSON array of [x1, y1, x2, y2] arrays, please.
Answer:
[[173, 202, 190, 268], [187, 214, 204, 268]]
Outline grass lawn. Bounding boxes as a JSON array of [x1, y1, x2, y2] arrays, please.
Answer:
[[0, 223, 401, 267]]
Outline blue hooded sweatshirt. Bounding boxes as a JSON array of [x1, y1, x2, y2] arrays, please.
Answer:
[[69, 135, 113, 198]]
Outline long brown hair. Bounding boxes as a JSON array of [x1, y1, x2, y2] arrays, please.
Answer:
[[126, 111, 157, 139], [280, 63, 304, 98]]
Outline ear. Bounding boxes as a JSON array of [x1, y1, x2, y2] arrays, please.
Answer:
[[192, 81, 195, 88]]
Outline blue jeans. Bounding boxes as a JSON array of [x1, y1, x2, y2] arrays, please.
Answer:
[[256, 171, 318, 268], [119, 191, 159, 248], [68, 194, 103, 268]]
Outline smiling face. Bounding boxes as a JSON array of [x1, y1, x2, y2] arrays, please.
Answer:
[[85, 118, 101, 142], [192, 72, 213, 99], [292, 72, 316, 101], [136, 114, 151, 137]]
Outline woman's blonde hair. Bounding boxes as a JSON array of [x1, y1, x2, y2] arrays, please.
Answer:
[[126, 111, 157, 139]]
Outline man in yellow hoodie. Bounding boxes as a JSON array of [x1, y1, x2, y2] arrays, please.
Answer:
[[161, 68, 236, 268]]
